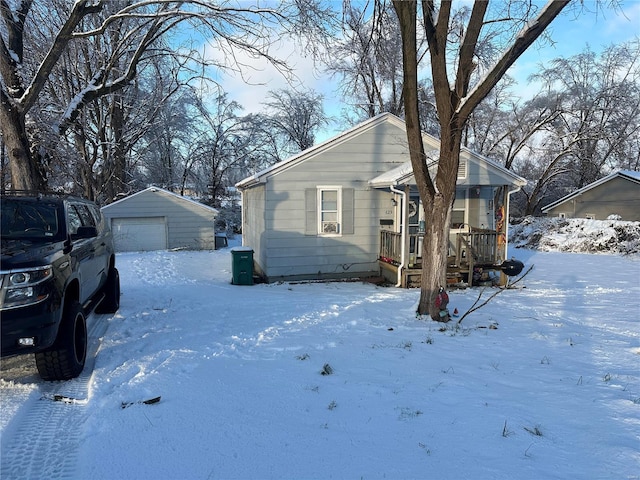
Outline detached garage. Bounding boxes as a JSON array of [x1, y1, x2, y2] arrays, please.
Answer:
[[101, 187, 219, 252]]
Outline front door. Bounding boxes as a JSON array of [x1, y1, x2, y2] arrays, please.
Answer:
[[407, 195, 423, 264]]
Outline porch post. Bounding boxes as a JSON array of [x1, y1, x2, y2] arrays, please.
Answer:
[[500, 186, 511, 286], [502, 186, 510, 261], [403, 185, 411, 269], [390, 185, 408, 287]]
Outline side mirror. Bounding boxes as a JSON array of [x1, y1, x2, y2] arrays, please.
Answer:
[[75, 226, 98, 239]]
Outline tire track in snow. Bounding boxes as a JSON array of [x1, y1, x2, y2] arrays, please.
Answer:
[[0, 312, 109, 480]]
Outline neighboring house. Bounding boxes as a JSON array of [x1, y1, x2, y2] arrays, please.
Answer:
[[236, 113, 526, 287], [101, 186, 218, 252], [542, 170, 640, 221]]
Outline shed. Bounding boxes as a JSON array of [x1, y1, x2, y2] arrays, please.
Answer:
[[101, 187, 218, 252], [542, 170, 640, 221]]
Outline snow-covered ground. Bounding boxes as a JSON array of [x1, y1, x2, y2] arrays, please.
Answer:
[[1, 222, 639, 480]]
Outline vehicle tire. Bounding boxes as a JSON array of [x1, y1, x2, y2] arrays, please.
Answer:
[[35, 301, 87, 381], [96, 267, 120, 314]]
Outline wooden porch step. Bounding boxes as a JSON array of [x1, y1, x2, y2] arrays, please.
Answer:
[[379, 259, 476, 288]]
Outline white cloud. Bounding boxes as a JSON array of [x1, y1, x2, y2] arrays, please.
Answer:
[[603, 0, 640, 38], [202, 35, 334, 116]]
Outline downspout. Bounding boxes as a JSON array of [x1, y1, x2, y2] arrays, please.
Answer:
[[390, 185, 407, 287], [505, 184, 523, 260]]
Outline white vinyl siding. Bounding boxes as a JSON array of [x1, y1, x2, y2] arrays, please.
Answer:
[[237, 114, 526, 283], [305, 187, 355, 237], [250, 117, 408, 281]]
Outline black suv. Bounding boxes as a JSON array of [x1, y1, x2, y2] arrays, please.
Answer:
[[1, 193, 120, 380]]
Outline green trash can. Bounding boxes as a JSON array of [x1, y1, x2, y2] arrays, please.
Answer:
[[231, 247, 254, 285]]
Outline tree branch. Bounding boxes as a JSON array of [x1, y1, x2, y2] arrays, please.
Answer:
[[457, 0, 570, 122], [454, 0, 488, 99], [394, 0, 436, 199], [457, 264, 534, 325], [21, 1, 103, 113]]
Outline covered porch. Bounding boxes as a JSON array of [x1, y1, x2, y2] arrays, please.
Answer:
[[368, 155, 526, 288]]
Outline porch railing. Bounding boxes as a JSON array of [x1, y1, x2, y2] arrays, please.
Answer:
[[379, 230, 424, 265], [380, 228, 501, 268], [379, 230, 403, 264], [456, 228, 500, 265]]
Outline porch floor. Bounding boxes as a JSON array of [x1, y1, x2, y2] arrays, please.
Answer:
[[379, 258, 505, 288]]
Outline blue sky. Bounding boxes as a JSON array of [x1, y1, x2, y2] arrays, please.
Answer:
[[203, 1, 640, 139], [508, 0, 640, 98]]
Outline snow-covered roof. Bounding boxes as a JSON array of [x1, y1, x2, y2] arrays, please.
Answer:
[[542, 170, 640, 213], [368, 161, 417, 187], [237, 112, 526, 190], [368, 152, 526, 189], [102, 186, 218, 214], [236, 113, 407, 189], [622, 170, 640, 181]]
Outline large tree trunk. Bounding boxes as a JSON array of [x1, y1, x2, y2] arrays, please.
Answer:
[[395, 0, 459, 320], [405, 94, 463, 320], [0, 95, 46, 191], [417, 124, 462, 319], [418, 194, 452, 318], [101, 98, 129, 203], [111, 99, 129, 199]]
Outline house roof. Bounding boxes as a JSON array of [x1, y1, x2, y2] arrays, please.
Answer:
[[368, 161, 418, 187], [101, 186, 219, 214], [236, 112, 525, 190], [236, 113, 408, 189], [541, 170, 640, 213], [368, 155, 526, 188]]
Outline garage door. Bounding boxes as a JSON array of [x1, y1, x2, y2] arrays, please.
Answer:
[[111, 217, 167, 252]]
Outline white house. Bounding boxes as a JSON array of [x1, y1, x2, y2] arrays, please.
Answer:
[[236, 113, 526, 286]]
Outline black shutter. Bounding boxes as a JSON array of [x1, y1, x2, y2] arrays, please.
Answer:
[[342, 188, 354, 235], [305, 188, 317, 235]]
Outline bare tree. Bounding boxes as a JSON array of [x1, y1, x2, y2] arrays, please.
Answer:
[[530, 40, 640, 188], [506, 41, 640, 215], [328, 1, 417, 120], [51, 47, 192, 201], [392, 0, 570, 319], [262, 88, 328, 156], [185, 94, 280, 208], [0, 0, 334, 192], [462, 84, 565, 215], [135, 76, 204, 196]]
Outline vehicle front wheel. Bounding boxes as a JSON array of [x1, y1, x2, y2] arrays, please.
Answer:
[[96, 267, 120, 314], [35, 301, 87, 381]]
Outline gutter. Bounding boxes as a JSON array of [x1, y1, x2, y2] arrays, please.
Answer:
[[390, 185, 407, 287]]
